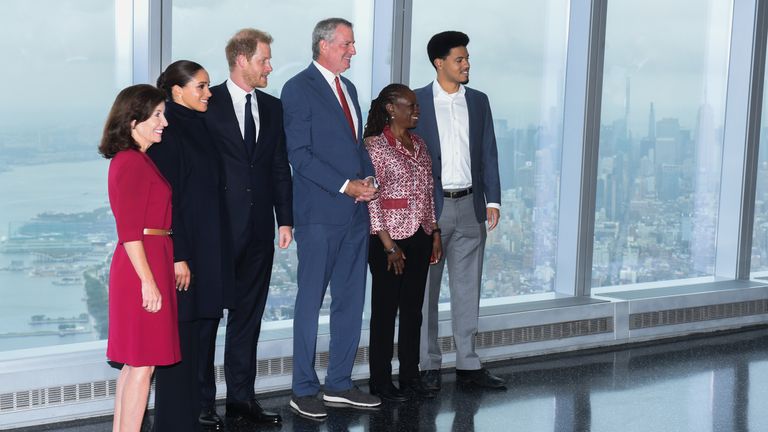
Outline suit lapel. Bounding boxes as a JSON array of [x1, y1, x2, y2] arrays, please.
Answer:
[[465, 88, 478, 159], [341, 75, 362, 143], [419, 85, 442, 172], [307, 64, 359, 144], [211, 83, 250, 160], [252, 91, 268, 161]]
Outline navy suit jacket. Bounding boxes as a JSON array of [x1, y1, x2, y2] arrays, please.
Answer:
[[205, 82, 293, 244], [281, 63, 375, 226], [413, 83, 501, 223]]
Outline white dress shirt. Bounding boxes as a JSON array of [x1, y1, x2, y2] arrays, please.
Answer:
[[432, 80, 500, 209], [433, 80, 471, 190], [226, 79, 260, 140]]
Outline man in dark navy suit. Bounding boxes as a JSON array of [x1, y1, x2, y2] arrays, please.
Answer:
[[281, 17, 381, 420], [202, 28, 292, 428]]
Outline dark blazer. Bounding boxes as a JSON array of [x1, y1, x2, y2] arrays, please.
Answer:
[[413, 83, 501, 223], [147, 101, 235, 318], [281, 63, 375, 226], [205, 82, 293, 244]]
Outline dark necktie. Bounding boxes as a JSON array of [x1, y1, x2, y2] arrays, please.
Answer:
[[334, 76, 356, 138], [244, 93, 256, 156]]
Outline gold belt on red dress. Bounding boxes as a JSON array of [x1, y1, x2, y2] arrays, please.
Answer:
[[143, 228, 172, 236]]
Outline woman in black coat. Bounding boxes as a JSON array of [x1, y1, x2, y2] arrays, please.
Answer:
[[148, 60, 235, 431]]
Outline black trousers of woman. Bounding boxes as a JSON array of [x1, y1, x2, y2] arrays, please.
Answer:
[[368, 228, 433, 387], [153, 317, 219, 431]]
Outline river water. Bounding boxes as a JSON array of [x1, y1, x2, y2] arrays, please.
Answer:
[[0, 158, 109, 351]]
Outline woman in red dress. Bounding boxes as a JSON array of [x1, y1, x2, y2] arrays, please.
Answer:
[[98, 84, 180, 432]]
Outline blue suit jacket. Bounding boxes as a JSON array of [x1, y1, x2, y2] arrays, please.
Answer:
[[281, 63, 375, 226], [413, 83, 501, 223]]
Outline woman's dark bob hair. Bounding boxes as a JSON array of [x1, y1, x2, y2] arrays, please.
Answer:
[[98, 84, 166, 159]]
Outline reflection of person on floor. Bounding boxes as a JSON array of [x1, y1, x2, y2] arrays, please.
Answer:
[[451, 386, 484, 432], [369, 399, 422, 432]]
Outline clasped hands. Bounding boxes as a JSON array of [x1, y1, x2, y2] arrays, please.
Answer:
[[345, 176, 379, 202]]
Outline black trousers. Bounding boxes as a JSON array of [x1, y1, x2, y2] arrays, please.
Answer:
[[199, 318, 220, 411], [224, 238, 275, 403], [368, 228, 433, 385], [154, 319, 216, 432]]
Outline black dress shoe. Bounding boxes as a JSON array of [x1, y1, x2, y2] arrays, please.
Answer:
[[456, 368, 506, 389], [226, 398, 282, 424], [369, 381, 410, 402], [198, 408, 224, 430], [400, 378, 437, 399], [420, 369, 442, 391]]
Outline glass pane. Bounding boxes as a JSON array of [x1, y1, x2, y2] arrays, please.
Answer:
[[172, 1, 375, 325], [751, 30, 768, 275], [0, 1, 128, 351], [409, 0, 568, 301], [592, 0, 732, 290], [172, 1, 373, 102]]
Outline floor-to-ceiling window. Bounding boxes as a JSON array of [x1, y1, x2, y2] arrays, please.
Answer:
[[0, 0, 130, 352], [171, 1, 375, 324], [751, 28, 768, 275], [592, 0, 733, 291], [408, 0, 569, 301]]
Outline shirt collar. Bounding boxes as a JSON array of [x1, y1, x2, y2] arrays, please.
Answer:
[[313, 60, 340, 85], [432, 80, 465, 99], [226, 79, 253, 103], [382, 125, 422, 159]]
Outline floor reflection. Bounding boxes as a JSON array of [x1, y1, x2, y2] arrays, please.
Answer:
[[16, 326, 768, 431]]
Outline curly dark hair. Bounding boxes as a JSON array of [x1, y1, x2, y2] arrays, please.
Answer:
[[427, 31, 469, 68], [156, 60, 205, 99], [363, 83, 412, 139], [98, 84, 166, 159]]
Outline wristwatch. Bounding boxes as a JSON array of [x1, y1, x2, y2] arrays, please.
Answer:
[[384, 244, 398, 255]]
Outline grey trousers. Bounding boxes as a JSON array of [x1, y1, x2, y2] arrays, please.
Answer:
[[420, 193, 486, 371]]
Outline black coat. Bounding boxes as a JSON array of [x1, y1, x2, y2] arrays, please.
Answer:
[[148, 101, 235, 320]]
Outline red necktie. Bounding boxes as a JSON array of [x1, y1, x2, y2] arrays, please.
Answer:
[[334, 76, 356, 138]]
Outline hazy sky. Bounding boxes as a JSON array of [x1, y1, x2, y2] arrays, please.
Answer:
[[0, 0, 735, 137]]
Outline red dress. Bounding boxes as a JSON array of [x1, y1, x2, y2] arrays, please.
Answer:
[[106, 149, 180, 366]]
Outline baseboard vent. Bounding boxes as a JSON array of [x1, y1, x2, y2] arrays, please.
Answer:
[[439, 317, 614, 353], [1, 317, 612, 413], [630, 299, 768, 330], [1, 380, 116, 413]]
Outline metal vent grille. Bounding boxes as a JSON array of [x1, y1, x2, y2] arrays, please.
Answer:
[[438, 317, 613, 353], [630, 299, 768, 329], [1, 317, 611, 413], [0, 380, 117, 413]]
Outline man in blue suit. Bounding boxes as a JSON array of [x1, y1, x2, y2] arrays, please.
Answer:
[[281, 17, 381, 419], [413, 31, 506, 390]]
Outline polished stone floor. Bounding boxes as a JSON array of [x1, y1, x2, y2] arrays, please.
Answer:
[[14, 326, 768, 431]]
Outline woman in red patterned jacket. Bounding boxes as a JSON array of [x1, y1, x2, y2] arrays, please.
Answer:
[[363, 83, 442, 402]]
